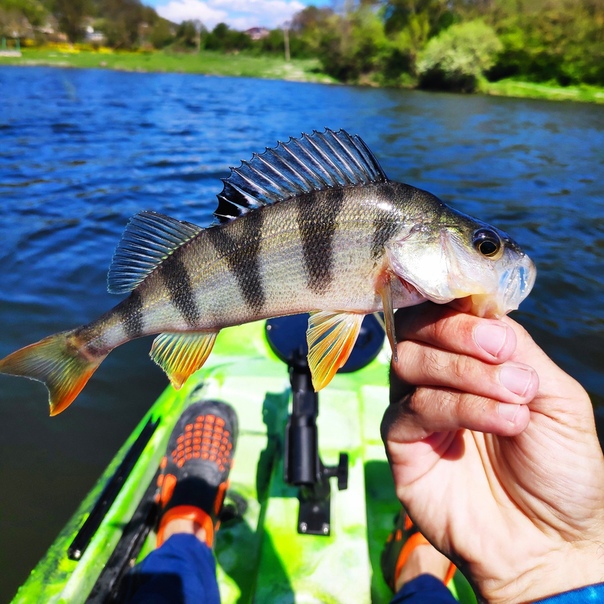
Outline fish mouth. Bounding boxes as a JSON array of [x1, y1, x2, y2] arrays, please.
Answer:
[[467, 257, 537, 318]]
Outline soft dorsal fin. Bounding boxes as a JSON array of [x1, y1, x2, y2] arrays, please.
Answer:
[[108, 211, 202, 294], [214, 128, 388, 223]]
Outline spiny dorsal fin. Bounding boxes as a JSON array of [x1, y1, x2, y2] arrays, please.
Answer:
[[108, 211, 202, 294], [214, 128, 388, 223]]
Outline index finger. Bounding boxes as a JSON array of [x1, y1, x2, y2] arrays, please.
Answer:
[[394, 303, 518, 364]]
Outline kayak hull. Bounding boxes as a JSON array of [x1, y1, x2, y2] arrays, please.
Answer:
[[12, 321, 476, 603]]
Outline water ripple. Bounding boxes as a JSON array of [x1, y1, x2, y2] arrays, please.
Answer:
[[0, 65, 603, 601]]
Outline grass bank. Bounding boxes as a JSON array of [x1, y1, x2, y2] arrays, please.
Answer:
[[0, 46, 335, 84], [2, 46, 604, 104], [481, 78, 604, 104]]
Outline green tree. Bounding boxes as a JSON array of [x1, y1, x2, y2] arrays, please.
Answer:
[[0, 0, 47, 30], [417, 19, 502, 91], [290, 5, 336, 54], [0, 7, 22, 38], [314, 6, 392, 82], [383, 0, 456, 70], [149, 18, 173, 49], [453, 0, 604, 86], [175, 19, 198, 49], [52, 0, 87, 42], [258, 28, 287, 56], [204, 22, 251, 52], [97, 0, 147, 49]]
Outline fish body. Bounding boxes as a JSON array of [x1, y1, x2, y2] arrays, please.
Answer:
[[0, 130, 536, 415]]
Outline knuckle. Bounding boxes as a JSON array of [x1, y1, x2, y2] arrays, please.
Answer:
[[436, 388, 459, 413], [457, 391, 484, 418], [431, 316, 450, 345], [423, 346, 453, 381], [450, 354, 472, 381]]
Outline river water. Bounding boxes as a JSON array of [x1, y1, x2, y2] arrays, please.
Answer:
[[0, 66, 602, 600]]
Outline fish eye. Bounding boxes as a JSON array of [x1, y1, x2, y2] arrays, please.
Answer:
[[473, 228, 503, 259]]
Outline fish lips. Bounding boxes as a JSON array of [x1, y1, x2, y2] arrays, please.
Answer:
[[462, 256, 537, 318], [498, 255, 537, 314]]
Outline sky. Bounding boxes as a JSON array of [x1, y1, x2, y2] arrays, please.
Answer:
[[144, 0, 334, 31]]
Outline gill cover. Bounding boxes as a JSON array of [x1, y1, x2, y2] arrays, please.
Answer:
[[386, 218, 536, 318]]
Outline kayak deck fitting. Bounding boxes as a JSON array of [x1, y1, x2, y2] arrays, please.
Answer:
[[12, 317, 476, 603]]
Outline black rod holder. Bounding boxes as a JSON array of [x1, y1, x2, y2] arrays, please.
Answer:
[[283, 349, 348, 536]]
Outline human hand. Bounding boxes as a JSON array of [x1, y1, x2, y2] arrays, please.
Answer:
[[382, 304, 604, 603]]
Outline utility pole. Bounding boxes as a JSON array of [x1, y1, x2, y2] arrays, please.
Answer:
[[193, 19, 202, 53], [283, 21, 290, 62]]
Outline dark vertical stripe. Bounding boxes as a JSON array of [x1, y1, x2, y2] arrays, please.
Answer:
[[121, 289, 144, 338], [371, 184, 400, 260], [296, 189, 344, 293], [159, 255, 200, 327], [206, 210, 266, 313]]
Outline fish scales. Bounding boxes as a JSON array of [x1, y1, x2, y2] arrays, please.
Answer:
[[129, 198, 363, 333], [133, 187, 390, 332], [0, 129, 536, 415], [60, 184, 408, 359]]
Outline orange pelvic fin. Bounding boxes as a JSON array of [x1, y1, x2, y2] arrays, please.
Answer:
[[150, 331, 218, 390], [0, 330, 106, 416], [306, 311, 364, 391]]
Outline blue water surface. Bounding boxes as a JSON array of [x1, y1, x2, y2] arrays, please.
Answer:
[[0, 66, 602, 600]]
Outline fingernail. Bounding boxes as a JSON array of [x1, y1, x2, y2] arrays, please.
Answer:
[[500, 365, 534, 397], [498, 402, 520, 423], [474, 323, 508, 357]]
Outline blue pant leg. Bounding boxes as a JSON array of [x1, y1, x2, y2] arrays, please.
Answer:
[[126, 533, 220, 604], [390, 574, 457, 604]]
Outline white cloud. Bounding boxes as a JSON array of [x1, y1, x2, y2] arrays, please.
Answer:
[[156, 0, 306, 30], [156, 0, 227, 29]]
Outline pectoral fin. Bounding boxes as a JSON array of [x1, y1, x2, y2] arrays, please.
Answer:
[[150, 331, 218, 389], [306, 311, 364, 391], [376, 273, 398, 362]]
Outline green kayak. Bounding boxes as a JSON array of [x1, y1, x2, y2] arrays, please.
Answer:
[[12, 316, 476, 603]]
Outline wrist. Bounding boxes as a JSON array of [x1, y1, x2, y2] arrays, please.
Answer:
[[478, 543, 604, 603]]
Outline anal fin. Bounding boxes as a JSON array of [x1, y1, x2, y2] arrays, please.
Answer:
[[150, 331, 218, 389], [306, 311, 364, 391]]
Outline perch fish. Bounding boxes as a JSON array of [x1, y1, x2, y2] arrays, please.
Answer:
[[0, 129, 536, 415]]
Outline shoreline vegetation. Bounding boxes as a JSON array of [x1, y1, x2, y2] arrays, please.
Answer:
[[0, 46, 335, 84], [2, 46, 604, 105], [3, 1, 604, 106]]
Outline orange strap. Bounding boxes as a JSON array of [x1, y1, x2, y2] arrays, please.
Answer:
[[444, 561, 457, 586], [156, 505, 215, 549], [393, 521, 457, 589], [393, 531, 431, 589]]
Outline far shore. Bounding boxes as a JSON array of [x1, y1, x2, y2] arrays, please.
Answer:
[[2, 46, 604, 105]]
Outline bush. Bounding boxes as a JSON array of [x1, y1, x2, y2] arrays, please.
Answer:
[[316, 8, 391, 84], [417, 20, 502, 92], [150, 19, 174, 49]]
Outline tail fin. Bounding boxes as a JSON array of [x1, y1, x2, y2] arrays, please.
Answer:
[[0, 330, 106, 416]]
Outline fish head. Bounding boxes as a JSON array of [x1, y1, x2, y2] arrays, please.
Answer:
[[386, 210, 536, 318]]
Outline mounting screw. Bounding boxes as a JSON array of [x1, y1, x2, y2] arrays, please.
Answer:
[[321, 523, 329, 535], [299, 522, 308, 533]]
